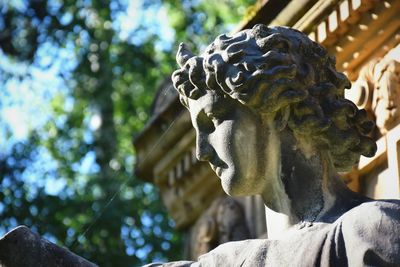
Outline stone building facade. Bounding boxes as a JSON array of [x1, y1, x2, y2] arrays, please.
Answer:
[[134, 0, 400, 260]]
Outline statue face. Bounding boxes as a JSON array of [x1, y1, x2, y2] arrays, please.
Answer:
[[187, 90, 268, 196]]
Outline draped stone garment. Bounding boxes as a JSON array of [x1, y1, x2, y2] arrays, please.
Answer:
[[148, 200, 400, 267]]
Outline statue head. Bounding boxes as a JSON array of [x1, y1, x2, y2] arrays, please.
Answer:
[[172, 25, 376, 196]]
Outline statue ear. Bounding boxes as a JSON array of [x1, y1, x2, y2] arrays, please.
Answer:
[[274, 106, 290, 131]]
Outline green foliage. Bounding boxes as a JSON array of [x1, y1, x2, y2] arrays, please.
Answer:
[[0, 0, 254, 266], [164, 0, 256, 52]]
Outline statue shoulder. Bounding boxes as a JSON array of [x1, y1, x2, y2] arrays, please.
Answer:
[[198, 239, 267, 266], [338, 200, 400, 266], [342, 199, 400, 224], [142, 261, 196, 267]]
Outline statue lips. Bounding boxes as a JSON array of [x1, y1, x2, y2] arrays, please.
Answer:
[[206, 150, 228, 179], [210, 164, 223, 178], [215, 167, 223, 178]]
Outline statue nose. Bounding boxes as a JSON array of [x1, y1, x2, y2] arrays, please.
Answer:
[[196, 135, 214, 161]]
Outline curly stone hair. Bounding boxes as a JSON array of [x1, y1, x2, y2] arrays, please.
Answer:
[[172, 24, 376, 171]]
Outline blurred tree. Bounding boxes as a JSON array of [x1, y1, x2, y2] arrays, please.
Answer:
[[0, 0, 255, 266]]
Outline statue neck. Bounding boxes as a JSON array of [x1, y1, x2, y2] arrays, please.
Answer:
[[261, 129, 361, 239]]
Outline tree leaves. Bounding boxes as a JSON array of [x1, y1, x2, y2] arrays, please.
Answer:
[[0, 0, 255, 265]]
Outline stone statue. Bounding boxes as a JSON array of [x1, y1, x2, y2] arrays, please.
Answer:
[[150, 25, 400, 266], [190, 197, 250, 260], [348, 57, 400, 135]]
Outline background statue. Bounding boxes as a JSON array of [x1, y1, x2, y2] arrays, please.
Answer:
[[190, 196, 250, 260], [151, 25, 400, 266], [348, 57, 400, 136]]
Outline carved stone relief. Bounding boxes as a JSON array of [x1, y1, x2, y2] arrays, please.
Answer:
[[347, 52, 400, 135]]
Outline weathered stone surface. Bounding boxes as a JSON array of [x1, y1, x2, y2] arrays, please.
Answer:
[[155, 200, 400, 266], [158, 24, 400, 266], [348, 54, 400, 135], [0, 225, 97, 267]]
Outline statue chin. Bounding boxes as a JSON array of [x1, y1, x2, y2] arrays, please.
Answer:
[[220, 180, 245, 197], [220, 172, 264, 197], [219, 170, 242, 196]]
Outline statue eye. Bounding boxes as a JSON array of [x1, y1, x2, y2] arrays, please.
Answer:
[[198, 112, 215, 133]]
